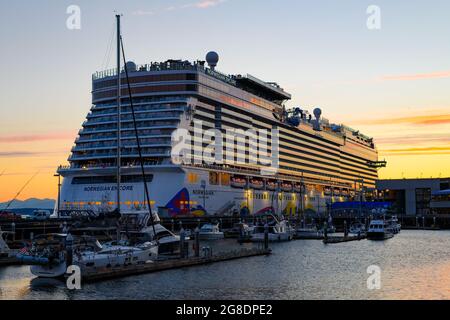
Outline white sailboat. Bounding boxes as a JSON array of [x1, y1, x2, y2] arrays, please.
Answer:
[[251, 214, 294, 242], [20, 233, 158, 278]]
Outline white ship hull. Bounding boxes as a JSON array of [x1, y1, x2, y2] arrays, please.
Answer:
[[57, 167, 345, 218]]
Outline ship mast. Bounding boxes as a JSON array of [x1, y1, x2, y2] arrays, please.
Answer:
[[116, 14, 121, 214]]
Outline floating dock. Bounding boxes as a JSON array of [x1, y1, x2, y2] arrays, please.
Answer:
[[293, 234, 324, 240], [82, 247, 271, 282], [323, 234, 366, 244], [0, 257, 21, 267]]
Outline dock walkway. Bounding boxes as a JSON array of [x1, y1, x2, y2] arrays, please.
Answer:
[[323, 234, 366, 244], [82, 247, 271, 282]]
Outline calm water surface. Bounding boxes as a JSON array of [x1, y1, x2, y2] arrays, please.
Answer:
[[1, 230, 450, 300]]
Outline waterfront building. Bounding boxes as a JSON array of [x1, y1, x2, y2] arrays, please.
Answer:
[[376, 178, 450, 216]]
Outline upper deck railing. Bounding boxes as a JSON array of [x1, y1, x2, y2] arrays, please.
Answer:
[[92, 60, 290, 99], [93, 60, 208, 80]]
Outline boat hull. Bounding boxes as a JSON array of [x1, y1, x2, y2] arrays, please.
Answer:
[[251, 232, 292, 242], [198, 233, 224, 240], [366, 231, 394, 240], [31, 262, 67, 278]]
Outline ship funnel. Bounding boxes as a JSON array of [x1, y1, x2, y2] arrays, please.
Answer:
[[206, 51, 219, 70]]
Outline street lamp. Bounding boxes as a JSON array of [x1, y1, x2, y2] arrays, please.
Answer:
[[54, 173, 61, 219]]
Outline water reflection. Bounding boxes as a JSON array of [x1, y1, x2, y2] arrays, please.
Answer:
[[0, 231, 449, 300]]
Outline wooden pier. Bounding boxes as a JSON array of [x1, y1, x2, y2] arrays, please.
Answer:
[[82, 248, 271, 282], [323, 234, 366, 244]]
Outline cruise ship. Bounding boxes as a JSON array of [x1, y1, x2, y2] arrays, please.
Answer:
[[56, 33, 384, 218]]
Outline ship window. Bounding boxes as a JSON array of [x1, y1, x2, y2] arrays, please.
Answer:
[[71, 175, 153, 184], [187, 172, 199, 184], [209, 172, 219, 185], [220, 173, 230, 186]]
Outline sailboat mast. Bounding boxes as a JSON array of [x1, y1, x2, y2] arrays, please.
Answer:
[[116, 14, 121, 213]]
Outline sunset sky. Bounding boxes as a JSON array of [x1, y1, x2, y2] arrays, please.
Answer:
[[0, 0, 449, 202]]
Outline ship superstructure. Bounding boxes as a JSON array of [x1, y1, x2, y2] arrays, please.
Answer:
[[57, 52, 383, 218]]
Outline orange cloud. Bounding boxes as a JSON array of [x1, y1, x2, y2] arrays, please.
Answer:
[[380, 145, 450, 156], [376, 134, 450, 145], [380, 71, 450, 81], [0, 151, 67, 158], [357, 114, 450, 126], [0, 132, 75, 143]]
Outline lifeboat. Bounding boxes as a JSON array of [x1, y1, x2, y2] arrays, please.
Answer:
[[249, 178, 264, 189], [281, 182, 293, 192], [266, 180, 278, 191], [230, 176, 247, 188]]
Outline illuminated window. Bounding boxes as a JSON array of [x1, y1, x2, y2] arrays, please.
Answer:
[[220, 173, 230, 186], [187, 172, 199, 184]]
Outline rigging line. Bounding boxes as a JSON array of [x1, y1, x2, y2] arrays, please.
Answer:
[[0, 169, 5, 177], [0, 171, 40, 213], [120, 35, 158, 240], [100, 22, 116, 71]]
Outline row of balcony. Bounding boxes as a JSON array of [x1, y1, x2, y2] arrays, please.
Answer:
[[79, 122, 179, 134], [75, 131, 174, 143], [73, 137, 172, 150], [83, 113, 181, 126], [87, 104, 185, 118], [69, 149, 171, 160], [92, 96, 188, 110], [58, 160, 166, 171]]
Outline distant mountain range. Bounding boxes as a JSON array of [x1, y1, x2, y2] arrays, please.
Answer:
[[0, 198, 55, 210]]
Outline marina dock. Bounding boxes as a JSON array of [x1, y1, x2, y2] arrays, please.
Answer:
[[82, 247, 271, 282], [323, 234, 366, 244], [0, 256, 21, 266]]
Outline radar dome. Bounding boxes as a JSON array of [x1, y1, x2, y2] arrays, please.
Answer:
[[126, 61, 137, 72], [206, 51, 219, 70], [313, 108, 322, 119]]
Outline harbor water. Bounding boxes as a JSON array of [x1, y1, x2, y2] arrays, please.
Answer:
[[1, 230, 450, 300]]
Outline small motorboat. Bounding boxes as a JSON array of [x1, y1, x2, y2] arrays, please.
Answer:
[[0, 229, 14, 258], [349, 222, 366, 235], [294, 224, 323, 239], [224, 222, 253, 238], [388, 216, 401, 234], [198, 223, 224, 240], [366, 219, 394, 240]]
